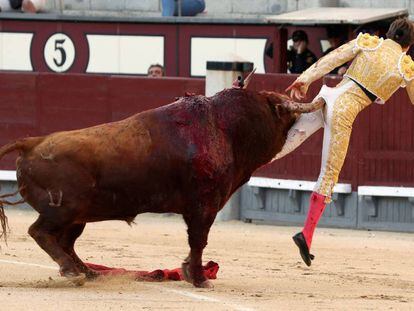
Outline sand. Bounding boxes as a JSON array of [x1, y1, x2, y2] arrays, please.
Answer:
[[0, 209, 413, 310]]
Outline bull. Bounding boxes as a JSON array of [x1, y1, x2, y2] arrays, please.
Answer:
[[0, 80, 323, 288]]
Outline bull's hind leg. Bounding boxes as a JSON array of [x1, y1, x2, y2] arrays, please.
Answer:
[[182, 211, 216, 288], [28, 216, 80, 277], [58, 224, 98, 279]]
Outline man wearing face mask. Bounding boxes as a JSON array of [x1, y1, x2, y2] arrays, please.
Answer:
[[287, 30, 317, 74]]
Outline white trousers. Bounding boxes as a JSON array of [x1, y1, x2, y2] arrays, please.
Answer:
[[274, 80, 370, 199]]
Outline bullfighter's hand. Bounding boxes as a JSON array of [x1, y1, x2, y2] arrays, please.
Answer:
[[285, 80, 307, 101]]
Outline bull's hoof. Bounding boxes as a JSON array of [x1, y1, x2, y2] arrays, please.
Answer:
[[67, 274, 86, 287], [65, 273, 86, 286], [84, 269, 99, 280], [182, 262, 212, 288], [181, 262, 192, 283], [60, 267, 86, 286], [196, 280, 214, 289], [50, 273, 86, 287]]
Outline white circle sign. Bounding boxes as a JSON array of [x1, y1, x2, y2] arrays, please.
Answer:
[[44, 33, 75, 72]]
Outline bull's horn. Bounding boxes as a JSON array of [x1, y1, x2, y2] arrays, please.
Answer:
[[281, 97, 325, 113], [242, 68, 256, 89]]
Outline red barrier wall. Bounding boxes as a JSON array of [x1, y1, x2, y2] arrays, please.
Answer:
[[0, 72, 204, 169], [1, 72, 413, 189]]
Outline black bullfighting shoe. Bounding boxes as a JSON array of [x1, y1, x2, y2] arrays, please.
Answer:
[[292, 232, 315, 267]]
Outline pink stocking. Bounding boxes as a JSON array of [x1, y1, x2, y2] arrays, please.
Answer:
[[302, 192, 327, 249]]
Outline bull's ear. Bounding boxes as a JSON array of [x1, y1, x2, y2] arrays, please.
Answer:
[[242, 68, 256, 89]]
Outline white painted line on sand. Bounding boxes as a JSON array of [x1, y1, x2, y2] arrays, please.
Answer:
[[0, 258, 58, 270], [163, 287, 222, 302], [0, 258, 256, 311], [146, 285, 256, 311]]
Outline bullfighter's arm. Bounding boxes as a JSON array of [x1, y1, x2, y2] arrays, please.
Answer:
[[299, 39, 357, 84], [287, 39, 358, 99]]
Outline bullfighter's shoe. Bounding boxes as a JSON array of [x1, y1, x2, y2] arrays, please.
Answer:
[[293, 192, 327, 266], [292, 232, 314, 266]]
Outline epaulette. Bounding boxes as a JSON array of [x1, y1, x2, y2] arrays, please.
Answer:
[[355, 32, 383, 51], [399, 54, 414, 81]]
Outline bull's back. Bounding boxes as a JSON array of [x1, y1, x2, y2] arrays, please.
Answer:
[[17, 97, 236, 216]]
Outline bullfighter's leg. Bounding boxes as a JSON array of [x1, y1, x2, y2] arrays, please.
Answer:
[[182, 211, 216, 288], [293, 82, 372, 266], [58, 223, 98, 279], [274, 79, 356, 161], [28, 216, 81, 277], [273, 109, 324, 160]]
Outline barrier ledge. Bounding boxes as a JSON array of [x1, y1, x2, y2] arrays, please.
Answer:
[[248, 177, 352, 193], [358, 186, 414, 198], [0, 170, 17, 181]]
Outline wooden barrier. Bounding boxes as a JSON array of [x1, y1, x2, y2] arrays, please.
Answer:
[[0, 72, 413, 190], [0, 72, 204, 169]]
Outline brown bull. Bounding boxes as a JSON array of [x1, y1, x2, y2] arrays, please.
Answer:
[[0, 86, 323, 288]]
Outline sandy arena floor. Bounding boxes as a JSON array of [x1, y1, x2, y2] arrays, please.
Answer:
[[0, 209, 413, 310]]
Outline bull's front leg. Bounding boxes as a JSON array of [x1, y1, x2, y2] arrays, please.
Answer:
[[58, 223, 99, 280], [182, 210, 216, 288]]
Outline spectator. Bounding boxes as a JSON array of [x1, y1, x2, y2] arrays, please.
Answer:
[[0, 0, 45, 12], [323, 27, 348, 75], [287, 30, 317, 74], [162, 0, 205, 17], [147, 64, 165, 78]]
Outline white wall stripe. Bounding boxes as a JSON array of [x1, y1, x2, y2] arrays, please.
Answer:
[[248, 177, 352, 193], [86, 35, 164, 74], [191, 37, 266, 77], [0, 32, 33, 71], [358, 186, 414, 197], [0, 170, 17, 181]]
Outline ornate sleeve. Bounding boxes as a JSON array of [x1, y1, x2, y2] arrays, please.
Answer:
[[296, 39, 359, 87], [399, 54, 414, 104]]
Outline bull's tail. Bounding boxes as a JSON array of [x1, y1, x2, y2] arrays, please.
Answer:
[[0, 136, 44, 243], [0, 189, 25, 244], [0, 136, 44, 158]]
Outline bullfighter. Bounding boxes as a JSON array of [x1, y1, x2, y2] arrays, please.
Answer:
[[277, 18, 414, 266]]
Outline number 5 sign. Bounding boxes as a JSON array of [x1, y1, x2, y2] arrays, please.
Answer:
[[44, 33, 76, 72]]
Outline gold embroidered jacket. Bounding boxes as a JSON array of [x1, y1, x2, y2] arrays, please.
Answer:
[[296, 32, 414, 103]]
